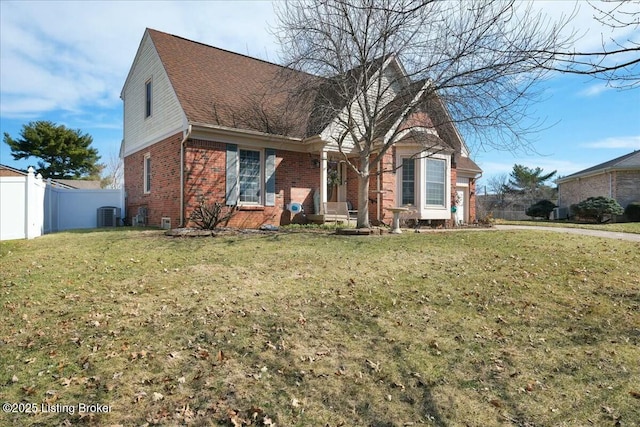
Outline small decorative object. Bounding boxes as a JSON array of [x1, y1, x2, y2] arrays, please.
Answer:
[[327, 168, 341, 187]]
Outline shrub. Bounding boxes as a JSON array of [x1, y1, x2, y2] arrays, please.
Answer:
[[525, 199, 556, 220], [624, 202, 640, 222], [570, 196, 624, 223], [189, 199, 237, 229]]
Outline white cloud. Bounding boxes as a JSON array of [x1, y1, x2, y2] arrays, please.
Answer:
[[583, 135, 640, 149], [530, 0, 639, 53], [578, 83, 611, 97], [0, 1, 278, 119]]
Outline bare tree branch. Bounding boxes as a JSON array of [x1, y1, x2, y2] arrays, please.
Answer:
[[539, 0, 640, 89], [272, 0, 574, 227]]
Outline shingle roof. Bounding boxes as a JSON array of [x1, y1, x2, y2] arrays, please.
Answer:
[[456, 156, 482, 174], [559, 150, 640, 181], [145, 27, 479, 178], [148, 29, 319, 138], [54, 179, 103, 190]]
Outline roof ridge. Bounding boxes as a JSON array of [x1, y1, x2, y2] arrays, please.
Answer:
[[146, 28, 318, 79]]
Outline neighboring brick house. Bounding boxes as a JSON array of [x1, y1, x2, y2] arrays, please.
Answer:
[[557, 150, 640, 213], [121, 29, 481, 229]]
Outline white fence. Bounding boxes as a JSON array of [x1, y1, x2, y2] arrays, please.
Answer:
[[0, 167, 124, 240], [0, 167, 46, 240]]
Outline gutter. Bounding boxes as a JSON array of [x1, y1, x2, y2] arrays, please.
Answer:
[[179, 124, 193, 227]]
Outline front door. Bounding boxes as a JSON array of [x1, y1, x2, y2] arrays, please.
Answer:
[[337, 162, 348, 202]]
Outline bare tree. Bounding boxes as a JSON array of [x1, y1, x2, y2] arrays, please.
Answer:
[[487, 173, 509, 202], [101, 150, 123, 189], [540, 0, 640, 88], [274, 0, 573, 228]]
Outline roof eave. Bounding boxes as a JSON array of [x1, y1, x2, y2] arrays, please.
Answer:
[[557, 166, 640, 183], [190, 122, 304, 143]]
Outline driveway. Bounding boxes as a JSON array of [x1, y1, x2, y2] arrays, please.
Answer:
[[495, 224, 640, 242]]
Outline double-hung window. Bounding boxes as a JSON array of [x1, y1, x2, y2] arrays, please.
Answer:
[[425, 158, 445, 206], [238, 149, 261, 204], [226, 144, 276, 207], [401, 158, 415, 205], [143, 153, 151, 193]]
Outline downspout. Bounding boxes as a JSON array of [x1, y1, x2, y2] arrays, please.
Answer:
[[609, 171, 613, 199], [377, 159, 381, 223], [179, 124, 193, 227]]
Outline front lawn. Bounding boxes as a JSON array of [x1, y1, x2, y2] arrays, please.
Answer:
[[1, 229, 639, 426]]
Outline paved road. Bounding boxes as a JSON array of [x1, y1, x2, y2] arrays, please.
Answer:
[[495, 224, 640, 242]]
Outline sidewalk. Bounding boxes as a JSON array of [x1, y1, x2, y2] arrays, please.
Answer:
[[495, 224, 640, 242]]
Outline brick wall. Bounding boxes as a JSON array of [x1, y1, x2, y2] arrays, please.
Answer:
[[184, 139, 320, 228], [558, 170, 640, 210], [616, 170, 640, 208], [559, 173, 613, 209], [124, 132, 182, 227], [448, 166, 457, 227]]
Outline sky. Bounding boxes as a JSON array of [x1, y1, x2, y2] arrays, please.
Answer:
[[1, 0, 639, 190]]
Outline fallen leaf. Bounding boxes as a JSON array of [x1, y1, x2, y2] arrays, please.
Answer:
[[366, 359, 380, 372], [489, 399, 502, 408], [152, 392, 164, 402], [21, 385, 36, 395], [133, 391, 147, 403]]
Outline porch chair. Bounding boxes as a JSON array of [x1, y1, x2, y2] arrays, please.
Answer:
[[323, 202, 356, 226]]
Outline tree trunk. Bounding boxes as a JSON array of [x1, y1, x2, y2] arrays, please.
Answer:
[[356, 153, 371, 228]]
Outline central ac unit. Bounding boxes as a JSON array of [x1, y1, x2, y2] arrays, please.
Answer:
[[97, 206, 121, 227]]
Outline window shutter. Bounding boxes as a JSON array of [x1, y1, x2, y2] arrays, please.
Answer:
[[226, 144, 238, 205], [265, 149, 276, 206]]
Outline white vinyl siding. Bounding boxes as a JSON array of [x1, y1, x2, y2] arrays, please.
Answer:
[[320, 61, 402, 151], [122, 32, 186, 157]]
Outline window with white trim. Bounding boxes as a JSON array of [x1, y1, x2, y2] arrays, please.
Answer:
[[425, 158, 445, 206], [145, 79, 152, 118], [143, 153, 151, 193], [238, 149, 261, 203], [401, 158, 415, 205]]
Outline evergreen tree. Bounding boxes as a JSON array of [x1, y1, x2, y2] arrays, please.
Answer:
[[4, 121, 101, 179]]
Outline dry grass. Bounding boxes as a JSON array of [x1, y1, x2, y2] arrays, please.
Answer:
[[1, 228, 639, 426]]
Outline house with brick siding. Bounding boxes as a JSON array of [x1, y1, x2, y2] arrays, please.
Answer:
[[121, 29, 482, 229], [557, 150, 640, 215]]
